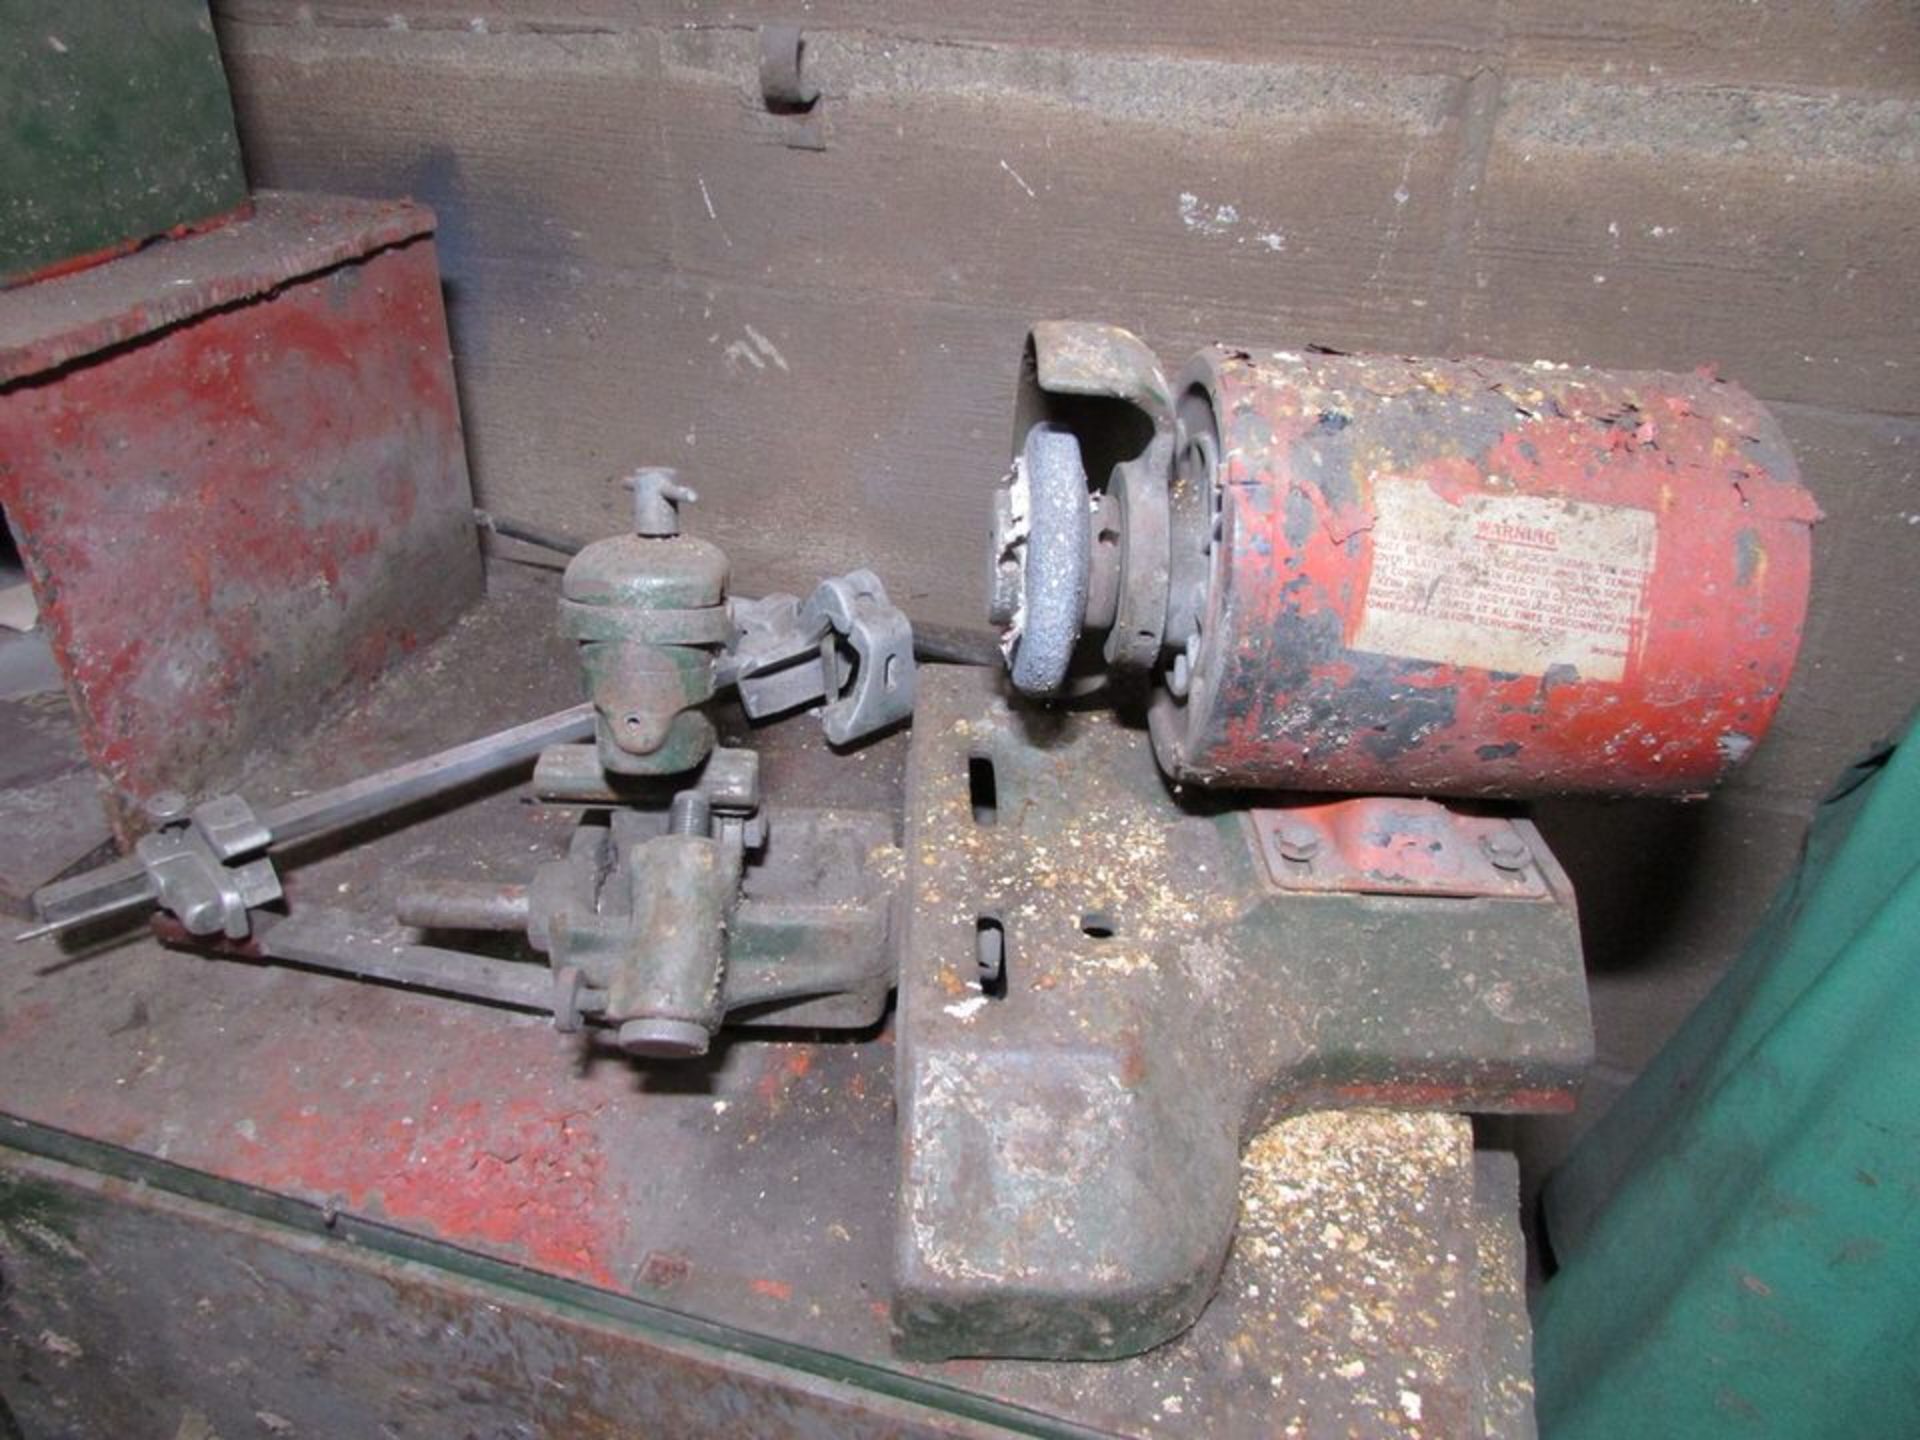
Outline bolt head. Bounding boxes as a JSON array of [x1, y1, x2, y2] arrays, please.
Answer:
[[144, 790, 190, 827], [1482, 828, 1531, 871], [1275, 821, 1321, 863]]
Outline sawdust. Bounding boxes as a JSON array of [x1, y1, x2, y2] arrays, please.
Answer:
[[1233, 1109, 1476, 1438], [932, 712, 1232, 991], [987, 1107, 1516, 1437]]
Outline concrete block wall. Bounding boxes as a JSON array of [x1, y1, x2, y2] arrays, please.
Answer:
[[213, 2, 1919, 1157]]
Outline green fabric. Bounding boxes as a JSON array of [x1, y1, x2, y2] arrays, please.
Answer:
[[1, 0, 246, 285], [1534, 719, 1920, 1437]]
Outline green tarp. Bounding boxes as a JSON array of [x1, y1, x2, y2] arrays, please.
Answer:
[[2, 1, 246, 285], [1536, 716, 1920, 1436]]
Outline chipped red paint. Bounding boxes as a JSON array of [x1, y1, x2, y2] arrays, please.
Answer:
[[751, 1277, 796, 1302], [1155, 347, 1818, 798], [0, 193, 429, 383], [33, 926, 636, 1292], [0, 195, 481, 841], [235, 1089, 625, 1288], [2, 198, 253, 292], [754, 1046, 815, 1115], [1251, 798, 1548, 898]]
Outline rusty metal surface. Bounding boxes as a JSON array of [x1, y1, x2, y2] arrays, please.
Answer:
[[1249, 799, 1550, 899], [0, 1141, 1019, 1440], [0, 568, 1542, 1436], [0, 1108, 1535, 1440], [0, 1107, 1533, 1440], [0, 191, 431, 383], [894, 666, 1589, 1361], [0, 193, 481, 840], [1152, 346, 1819, 799]]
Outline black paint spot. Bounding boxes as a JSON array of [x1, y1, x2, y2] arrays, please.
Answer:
[[1539, 663, 1581, 698], [1282, 484, 1318, 552], [1357, 681, 1457, 763]]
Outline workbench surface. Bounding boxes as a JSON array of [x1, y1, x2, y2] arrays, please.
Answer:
[[1, 561, 1534, 1439]]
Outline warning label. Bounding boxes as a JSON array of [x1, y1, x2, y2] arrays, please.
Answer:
[[1352, 478, 1656, 682]]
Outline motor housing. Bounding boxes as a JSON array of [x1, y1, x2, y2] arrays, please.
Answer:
[[990, 324, 1819, 799]]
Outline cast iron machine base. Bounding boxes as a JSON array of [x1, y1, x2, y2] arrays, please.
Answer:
[[893, 667, 1588, 1359]]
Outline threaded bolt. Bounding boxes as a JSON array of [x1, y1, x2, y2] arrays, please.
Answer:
[[668, 790, 712, 836]]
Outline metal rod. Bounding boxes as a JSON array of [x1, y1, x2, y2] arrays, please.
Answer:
[[23, 704, 595, 939], [473, 509, 592, 559], [904, 621, 1000, 668], [12, 892, 154, 943], [254, 910, 555, 1012], [23, 862, 159, 940], [394, 881, 532, 933], [265, 703, 594, 848]]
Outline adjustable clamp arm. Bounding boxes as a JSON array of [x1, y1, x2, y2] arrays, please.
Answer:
[[725, 569, 916, 745]]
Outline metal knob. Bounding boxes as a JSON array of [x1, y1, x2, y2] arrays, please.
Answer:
[[627, 467, 698, 537], [618, 1017, 711, 1059]]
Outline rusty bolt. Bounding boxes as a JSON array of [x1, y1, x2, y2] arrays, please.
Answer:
[[1275, 820, 1321, 863], [1482, 828, 1531, 872]]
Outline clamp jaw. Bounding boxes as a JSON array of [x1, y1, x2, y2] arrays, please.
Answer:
[[415, 467, 918, 1059], [727, 569, 916, 745], [399, 745, 898, 1060], [535, 750, 761, 1058], [20, 790, 283, 944], [134, 793, 282, 940]]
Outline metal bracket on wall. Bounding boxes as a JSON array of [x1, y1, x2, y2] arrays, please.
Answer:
[[759, 23, 827, 150]]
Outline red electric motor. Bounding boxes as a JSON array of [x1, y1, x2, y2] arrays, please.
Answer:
[[989, 323, 1818, 798]]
